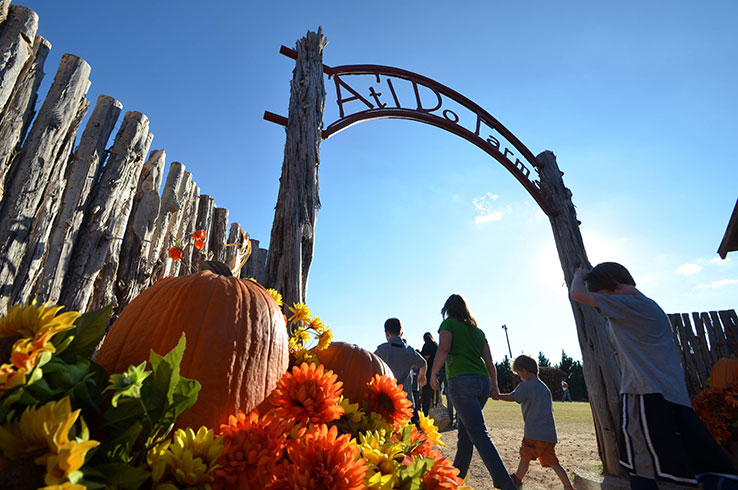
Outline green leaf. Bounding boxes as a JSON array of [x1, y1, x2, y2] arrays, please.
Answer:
[[150, 333, 186, 401], [58, 305, 113, 362]]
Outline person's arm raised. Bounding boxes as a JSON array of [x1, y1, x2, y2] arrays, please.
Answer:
[[570, 267, 599, 307]]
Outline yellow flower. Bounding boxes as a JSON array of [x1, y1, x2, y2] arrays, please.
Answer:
[[43, 439, 100, 485], [358, 430, 404, 487], [172, 426, 223, 465], [339, 397, 363, 424], [287, 303, 311, 326], [150, 426, 223, 487], [0, 397, 79, 459], [246, 277, 257, 283], [9, 336, 55, 372], [367, 471, 397, 490], [316, 329, 333, 351], [308, 316, 326, 333], [0, 362, 27, 393], [419, 411, 445, 447], [295, 327, 311, 345], [266, 288, 283, 307], [0, 301, 79, 340]]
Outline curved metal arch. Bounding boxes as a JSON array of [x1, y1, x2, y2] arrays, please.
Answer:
[[270, 46, 554, 217]]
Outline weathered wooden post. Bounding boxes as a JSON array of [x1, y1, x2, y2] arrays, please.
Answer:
[[114, 148, 166, 314], [537, 150, 624, 476], [35, 95, 122, 303], [0, 33, 50, 201], [59, 111, 153, 312], [0, 53, 91, 311], [264, 29, 326, 308]]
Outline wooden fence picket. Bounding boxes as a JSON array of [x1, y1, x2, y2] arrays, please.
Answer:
[[0, 53, 91, 311], [0, 34, 50, 201], [667, 309, 738, 396]]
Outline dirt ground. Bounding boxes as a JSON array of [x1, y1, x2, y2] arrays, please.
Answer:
[[437, 400, 601, 490]]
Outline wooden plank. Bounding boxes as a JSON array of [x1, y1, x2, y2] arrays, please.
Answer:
[[190, 194, 214, 271], [251, 246, 268, 285], [240, 238, 260, 279], [147, 161, 186, 282], [34, 94, 122, 303], [169, 175, 197, 277], [0, 1, 11, 26], [707, 311, 730, 359], [180, 185, 200, 276], [11, 95, 89, 305], [0, 54, 90, 311], [700, 311, 722, 365], [0, 34, 50, 202], [160, 171, 192, 278], [0, 5, 38, 115], [210, 207, 228, 264], [264, 29, 326, 307], [685, 313, 712, 385], [668, 313, 701, 396], [59, 111, 152, 312], [536, 149, 625, 474], [719, 309, 738, 355], [114, 148, 166, 315]]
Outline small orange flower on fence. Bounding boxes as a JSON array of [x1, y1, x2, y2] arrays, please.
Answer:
[[168, 247, 184, 261], [168, 230, 207, 262]]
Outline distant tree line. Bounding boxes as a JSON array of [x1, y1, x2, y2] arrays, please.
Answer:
[[495, 350, 588, 401]]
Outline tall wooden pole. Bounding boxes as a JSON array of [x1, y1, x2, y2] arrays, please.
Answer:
[[264, 29, 327, 309], [537, 150, 625, 476]]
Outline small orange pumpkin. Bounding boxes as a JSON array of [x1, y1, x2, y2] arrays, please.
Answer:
[[710, 357, 738, 390], [315, 341, 392, 404], [95, 262, 288, 430]]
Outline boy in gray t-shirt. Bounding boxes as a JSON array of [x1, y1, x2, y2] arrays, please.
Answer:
[[571, 262, 738, 490], [496, 355, 574, 490]]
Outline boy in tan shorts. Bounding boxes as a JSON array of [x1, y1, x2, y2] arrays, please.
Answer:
[[495, 355, 575, 490]]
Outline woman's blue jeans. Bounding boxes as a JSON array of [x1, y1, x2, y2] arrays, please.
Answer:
[[448, 374, 516, 490]]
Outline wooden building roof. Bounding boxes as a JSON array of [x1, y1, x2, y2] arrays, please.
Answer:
[[718, 198, 738, 259]]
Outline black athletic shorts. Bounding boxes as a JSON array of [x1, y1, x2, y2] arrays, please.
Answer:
[[619, 393, 738, 487]]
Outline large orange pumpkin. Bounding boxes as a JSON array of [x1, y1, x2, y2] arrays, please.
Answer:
[[710, 357, 738, 390], [315, 341, 392, 404], [95, 262, 288, 430]]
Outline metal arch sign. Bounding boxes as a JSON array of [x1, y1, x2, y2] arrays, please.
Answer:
[[265, 46, 554, 217]]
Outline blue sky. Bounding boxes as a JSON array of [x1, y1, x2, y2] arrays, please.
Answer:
[[22, 1, 737, 363]]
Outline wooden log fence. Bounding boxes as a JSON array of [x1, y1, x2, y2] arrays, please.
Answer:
[[668, 309, 738, 396], [0, 2, 269, 319]]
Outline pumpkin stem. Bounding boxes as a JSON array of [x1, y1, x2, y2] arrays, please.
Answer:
[[199, 260, 233, 277]]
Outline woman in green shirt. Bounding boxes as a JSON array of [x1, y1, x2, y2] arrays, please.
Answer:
[[430, 294, 516, 490]]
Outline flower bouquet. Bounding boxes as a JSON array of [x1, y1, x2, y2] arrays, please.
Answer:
[[0, 290, 472, 488]]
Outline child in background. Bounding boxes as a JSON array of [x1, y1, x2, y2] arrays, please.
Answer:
[[495, 355, 575, 490], [571, 262, 738, 490]]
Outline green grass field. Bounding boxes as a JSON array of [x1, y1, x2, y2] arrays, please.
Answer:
[[482, 399, 595, 428]]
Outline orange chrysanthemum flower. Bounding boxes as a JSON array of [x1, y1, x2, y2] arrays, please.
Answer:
[[268, 424, 367, 490], [364, 374, 413, 428], [192, 229, 207, 240], [156, 276, 172, 283], [194, 239, 206, 250], [422, 453, 465, 490], [402, 423, 436, 458], [168, 246, 184, 261], [269, 363, 344, 426], [213, 410, 286, 489]]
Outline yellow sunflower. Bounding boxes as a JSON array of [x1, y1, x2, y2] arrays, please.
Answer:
[[287, 303, 311, 326], [0, 301, 79, 341]]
